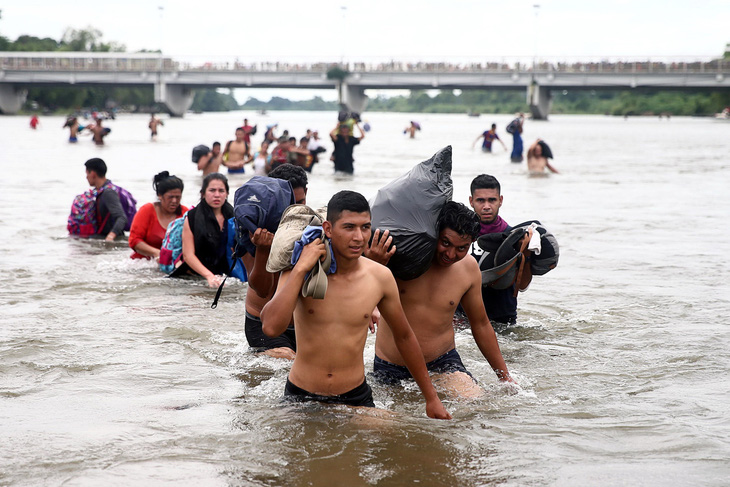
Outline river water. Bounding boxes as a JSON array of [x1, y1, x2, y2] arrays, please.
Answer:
[[0, 110, 728, 486]]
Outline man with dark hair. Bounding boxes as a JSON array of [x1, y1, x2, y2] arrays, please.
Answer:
[[372, 201, 515, 398], [84, 158, 127, 241], [261, 190, 451, 419], [287, 137, 312, 169], [473, 123, 507, 153], [269, 137, 292, 172], [90, 118, 110, 146], [148, 113, 163, 141], [241, 118, 254, 145], [239, 168, 309, 359], [223, 128, 250, 174], [329, 121, 364, 174], [267, 164, 308, 204], [468, 174, 517, 326]]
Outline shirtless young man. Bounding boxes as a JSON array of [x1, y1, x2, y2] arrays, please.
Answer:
[[527, 139, 559, 176], [90, 118, 109, 146], [223, 128, 251, 174], [260, 191, 451, 419], [195, 145, 221, 176], [372, 201, 516, 398], [63, 116, 82, 143], [287, 137, 312, 169], [240, 165, 308, 360], [148, 113, 164, 141]]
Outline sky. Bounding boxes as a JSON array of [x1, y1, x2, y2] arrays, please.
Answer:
[[2, 0, 728, 101]]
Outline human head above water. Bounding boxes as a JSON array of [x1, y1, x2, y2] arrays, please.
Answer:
[[326, 190, 370, 223], [470, 174, 501, 196], [199, 173, 229, 199], [153, 171, 184, 196], [437, 201, 480, 241], [268, 164, 308, 205], [84, 157, 107, 178]]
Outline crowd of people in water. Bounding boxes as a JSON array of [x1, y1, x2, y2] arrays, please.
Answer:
[[188, 112, 366, 177], [63, 109, 562, 420]]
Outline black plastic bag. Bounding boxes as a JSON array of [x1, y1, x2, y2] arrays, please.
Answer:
[[370, 146, 453, 280], [192, 144, 210, 163]]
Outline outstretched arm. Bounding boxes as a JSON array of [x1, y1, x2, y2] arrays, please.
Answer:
[[546, 161, 560, 174], [460, 268, 515, 383], [378, 273, 452, 420], [181, 218, 221, 288], [472, 134, 483, 148], [261, 239, 326, 338], [197, 153, 212, 171]]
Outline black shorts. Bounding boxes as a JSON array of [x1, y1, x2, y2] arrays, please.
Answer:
[[244, 311, 296, 352], [284, 378, 375, 408], [372, 349, 474, 384]]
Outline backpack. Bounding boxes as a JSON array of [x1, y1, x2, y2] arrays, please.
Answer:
[[233, 176, 295, 257], [159, 212, 188, 274], [67, 181, 137, 236], [101, 181, 137, 232], [210, 217, 249, 309], [225, 217, 248, 282], [505, 118, 520, 134], [67, 190, 99, 237]]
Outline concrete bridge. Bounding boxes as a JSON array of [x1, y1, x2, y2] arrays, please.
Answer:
[[1, 52, 728, 119]]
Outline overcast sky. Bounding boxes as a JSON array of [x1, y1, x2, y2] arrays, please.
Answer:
[[2, 1, 728, 100]]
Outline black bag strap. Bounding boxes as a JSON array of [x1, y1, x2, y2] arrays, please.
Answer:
[[211, 242, 240, 309]]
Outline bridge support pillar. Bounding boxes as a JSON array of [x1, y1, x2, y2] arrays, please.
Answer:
[[339, 82, 368, 114], [528, 82, 552, 120], [0, 84, 28, 114], [156, 83, 194, 117]]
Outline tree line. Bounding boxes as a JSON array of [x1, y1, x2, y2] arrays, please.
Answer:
[[0, 22, 235, 114]]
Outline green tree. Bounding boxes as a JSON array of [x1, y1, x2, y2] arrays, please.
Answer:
[[59, 27, 125, 52]]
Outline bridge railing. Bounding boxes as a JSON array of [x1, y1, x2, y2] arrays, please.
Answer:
[[1, 53, 727, 75], [0, 54, 177, 72]]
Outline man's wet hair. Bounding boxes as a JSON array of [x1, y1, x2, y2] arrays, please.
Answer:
[[84, 157, 107, 177], [153, 171, 184, 196], [288, 137, 297, 143], [212, 141, 221, 147], [327, 190, 370, 223], [268, 164, 308, 191], [437, 201, 480, 241], [470, 174, 501, 195], [299, 137, 309, 144]]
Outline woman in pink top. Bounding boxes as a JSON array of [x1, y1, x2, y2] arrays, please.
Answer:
[[129, 171, 187, 260]]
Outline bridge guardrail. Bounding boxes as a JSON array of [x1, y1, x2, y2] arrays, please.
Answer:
[[1, 54, 727, 75]]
